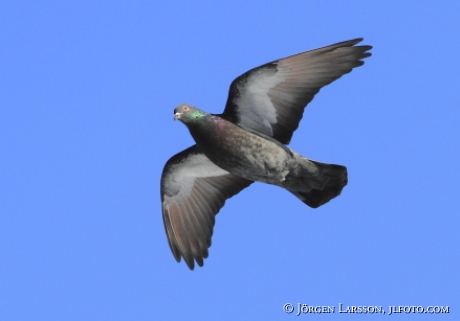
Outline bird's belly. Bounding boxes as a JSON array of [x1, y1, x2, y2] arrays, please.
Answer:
[[204, 134, 293, 185]]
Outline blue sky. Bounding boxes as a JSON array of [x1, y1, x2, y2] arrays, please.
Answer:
[[1, 1, 459, 320]]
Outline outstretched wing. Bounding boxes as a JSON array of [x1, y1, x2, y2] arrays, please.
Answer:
[[221, 38, 372, 144], [161, 145, 253, 270]]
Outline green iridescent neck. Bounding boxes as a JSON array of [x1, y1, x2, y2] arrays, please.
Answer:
[[191, 110, 206, 120]]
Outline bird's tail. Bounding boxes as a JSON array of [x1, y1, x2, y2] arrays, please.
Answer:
[[286, 159, 348, 208]]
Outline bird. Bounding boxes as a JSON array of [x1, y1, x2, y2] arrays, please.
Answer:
[[161, 38, 372, 270]]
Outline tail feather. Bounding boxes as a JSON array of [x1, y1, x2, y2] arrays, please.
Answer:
[[288, 160, 348, 208]]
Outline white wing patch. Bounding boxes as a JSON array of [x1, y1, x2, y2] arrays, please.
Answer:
[[165, 152, 230, 203], [234, 65, 290, 136]]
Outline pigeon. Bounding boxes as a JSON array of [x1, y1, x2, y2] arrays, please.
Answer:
[[161, 38, 372, 270]]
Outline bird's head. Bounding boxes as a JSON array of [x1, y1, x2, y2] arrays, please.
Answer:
[[174, 104, 207, 124]]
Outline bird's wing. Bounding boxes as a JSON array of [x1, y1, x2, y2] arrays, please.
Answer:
[[161, 145, 253, 270], [221, 38, 372, 144]]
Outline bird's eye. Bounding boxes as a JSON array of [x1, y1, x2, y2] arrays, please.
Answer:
[[183, 106, 189, 111]]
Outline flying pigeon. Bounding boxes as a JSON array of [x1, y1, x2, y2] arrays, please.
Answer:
[[161, 38, 372, 270]]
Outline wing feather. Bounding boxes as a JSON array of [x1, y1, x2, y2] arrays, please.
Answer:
[[161, 145, 252, 270], [222, 38, 372, 144]]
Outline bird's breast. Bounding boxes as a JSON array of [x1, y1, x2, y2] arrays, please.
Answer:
[[198, 122, 293, 184]]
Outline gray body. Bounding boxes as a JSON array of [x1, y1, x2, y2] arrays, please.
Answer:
[[193, 115, 322, 191]]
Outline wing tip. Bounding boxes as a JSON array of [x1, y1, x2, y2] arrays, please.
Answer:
[[183, 254, 205, 271], [338, 38, 373, 55]]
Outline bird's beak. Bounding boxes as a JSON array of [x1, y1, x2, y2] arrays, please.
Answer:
[[174, 112, 182, 120]]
